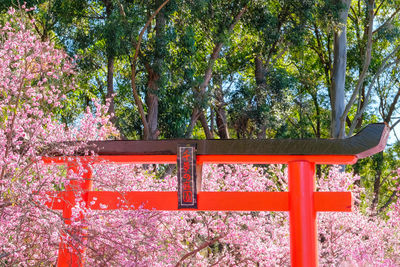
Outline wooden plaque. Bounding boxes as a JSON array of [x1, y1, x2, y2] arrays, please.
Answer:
[[177, 144, 197, 209]]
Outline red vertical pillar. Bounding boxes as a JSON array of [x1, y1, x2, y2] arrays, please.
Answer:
[[57, 162, 92, 267], [288, 160, 318, 267]]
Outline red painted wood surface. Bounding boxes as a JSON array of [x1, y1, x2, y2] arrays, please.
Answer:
[[45, 191, 351, 212], [57, 163, 92, 267], [289, 161, 317, 267], [42, 154, 357, 165]]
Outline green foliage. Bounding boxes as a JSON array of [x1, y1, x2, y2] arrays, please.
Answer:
[[4, 0, 400, 207]]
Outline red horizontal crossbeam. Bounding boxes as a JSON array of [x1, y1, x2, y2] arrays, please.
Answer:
[[45, 191, 352, 212], [41, 154, 357, 165]]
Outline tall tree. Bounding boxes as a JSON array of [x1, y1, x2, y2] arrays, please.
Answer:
[[330, 0, 351, 138], [311, 0, 400, 138]]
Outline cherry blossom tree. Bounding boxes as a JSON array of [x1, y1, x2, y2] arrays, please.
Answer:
[[0, 6, 116, 265]]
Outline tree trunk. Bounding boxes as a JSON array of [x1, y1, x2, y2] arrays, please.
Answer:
[[144, 0, 166, 140], [344, 0, 375, 135], [146, 70, 160, 140], [185, 108, 200, 138], [104, 0, 116, 123], [311, 92, 321, 138], [106, 54, 115, 120], [255, 55, 267, 139], [330, 0, 351, 138], [214, 75, 229, 139], [371, 151, 384, 212], [128, 0, 170, 140], [199, 112, 213, 139]]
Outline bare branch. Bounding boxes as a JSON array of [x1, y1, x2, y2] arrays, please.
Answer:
[[348, 46, 400, 135], [116, 0, 127, 18], [373, 7, 400, 35], [175, 233, 228, 266], [384, 85, 400, 123], [374, 0, 386, 16], [199, 5, 248, 95], [377, 190, 398, 215], [391, 118, 400, 130]]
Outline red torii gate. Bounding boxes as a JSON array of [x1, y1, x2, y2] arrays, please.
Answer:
[[42, 123, 389, 267]]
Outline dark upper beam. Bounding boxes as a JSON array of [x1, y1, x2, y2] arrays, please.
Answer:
[[78, 123, 389, 159]]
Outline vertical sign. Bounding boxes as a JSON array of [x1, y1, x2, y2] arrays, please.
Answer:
[[177, 144, 197, 209]]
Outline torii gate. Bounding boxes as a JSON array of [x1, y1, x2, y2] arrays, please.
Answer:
[[42, 123, 389, 267]]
